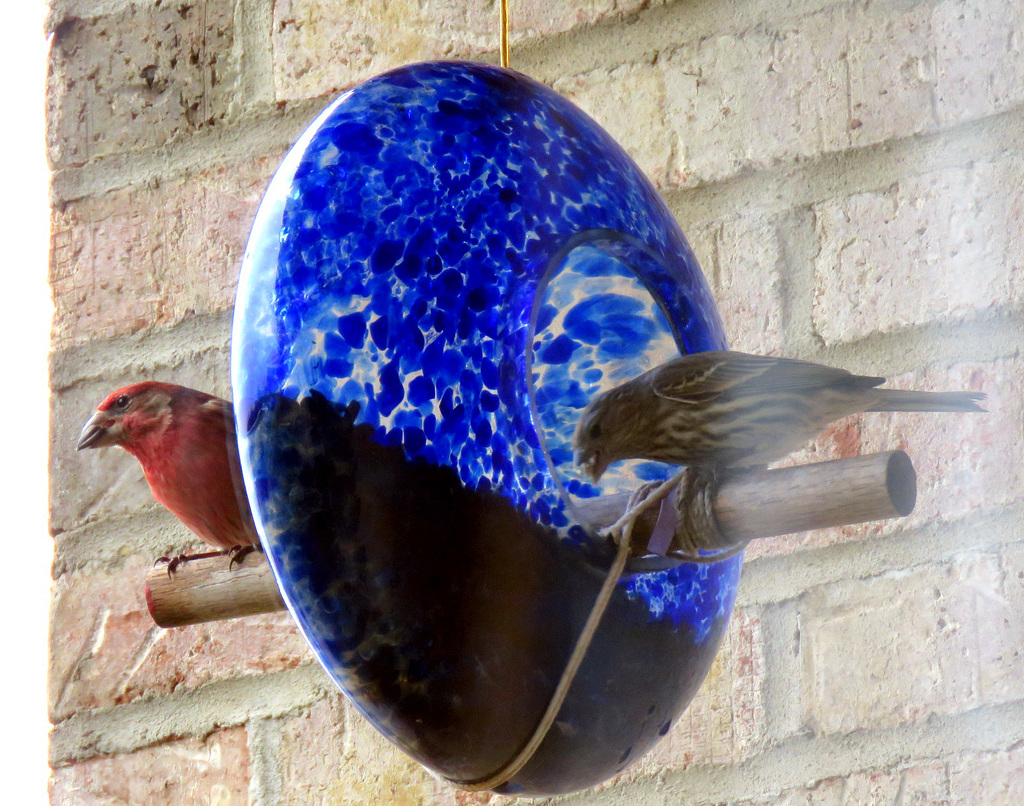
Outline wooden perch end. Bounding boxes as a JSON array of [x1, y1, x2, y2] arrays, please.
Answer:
[[144, 450, 917, 627], [712, 449, 916, 545]]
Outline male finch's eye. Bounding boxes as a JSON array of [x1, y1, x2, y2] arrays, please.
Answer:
[[114, 395, 131, 410]]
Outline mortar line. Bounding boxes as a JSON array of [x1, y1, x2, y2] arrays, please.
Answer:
[[48, 663, 332, 766], [665, 104, 1024, 228], [553, 698, 1024, 805], [736, 501, 1024, 608]]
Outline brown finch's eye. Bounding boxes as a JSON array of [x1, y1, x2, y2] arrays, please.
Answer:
[[588, 422, 602, 440], [114, 395, 131, 410]]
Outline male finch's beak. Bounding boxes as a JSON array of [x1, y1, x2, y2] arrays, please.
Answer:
[[77, 411, 111, 451]]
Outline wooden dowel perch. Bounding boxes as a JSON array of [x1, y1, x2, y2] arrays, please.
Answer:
[[714, 449, 915, 540], [145, 552, 284, 628], [145, 450, 915, 627]]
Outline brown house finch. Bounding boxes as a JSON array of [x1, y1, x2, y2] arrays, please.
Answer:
[[77, 382, 258, 568], [574, 351, 986, 483]]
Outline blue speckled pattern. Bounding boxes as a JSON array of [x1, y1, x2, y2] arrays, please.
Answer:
[[232, 61, 742, 794]]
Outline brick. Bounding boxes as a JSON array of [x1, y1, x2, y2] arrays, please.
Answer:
[[901, 762, 957, 806], [271, 0, 650, 103], [934, 0, 1024, 126], [977, 544, 1024, 704], [859, 359, 1024, 531], [800, 553, 1016, 735], [847, 3, 936, 148], [949, 744, 1024, 804], [47, 0, 238, 166], [553, 62, 671, 186], [661, 10, 849, 187], [49, 727, 249, 805], [669, 214, 786, 357], [513, 0, 652, 38], [49, 351, 231, 535], [813, 154, 1024, 345], [848, 0, 1024, 142], [49, 156, 276, 349], [684, 222, 717, 285], [710, 215, 786, 356], [454, 791, 520, 806], [269, 694, 453, 805], [49, 555, 311, 722], [718, 762, 949, 806], [625, 608, 765, 777]]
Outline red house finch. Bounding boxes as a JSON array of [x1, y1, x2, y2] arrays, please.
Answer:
[[575, 351, 986, 483], [77, 382, 258, 569]]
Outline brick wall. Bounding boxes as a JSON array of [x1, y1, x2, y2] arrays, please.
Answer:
[[47, 1, 1024, 804]]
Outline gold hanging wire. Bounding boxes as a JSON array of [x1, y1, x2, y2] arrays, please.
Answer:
[[499, 0, 510, 68]]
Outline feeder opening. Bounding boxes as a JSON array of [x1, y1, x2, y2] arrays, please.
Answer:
[[528, 232, 684, 532]]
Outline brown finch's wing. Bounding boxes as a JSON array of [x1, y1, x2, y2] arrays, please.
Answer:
[[651, 352, 885, 404]]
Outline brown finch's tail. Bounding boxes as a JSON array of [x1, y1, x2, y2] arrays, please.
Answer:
[[866, 389, 987, 413]]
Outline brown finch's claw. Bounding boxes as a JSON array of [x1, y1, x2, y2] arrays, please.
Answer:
[[669, 467, 754, 563], [605, 469, 689, 553]]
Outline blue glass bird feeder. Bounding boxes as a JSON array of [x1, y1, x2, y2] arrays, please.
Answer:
[[231, 61, 741, 795]]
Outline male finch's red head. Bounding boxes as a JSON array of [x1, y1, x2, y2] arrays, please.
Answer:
[[77, 381, 178, 452]]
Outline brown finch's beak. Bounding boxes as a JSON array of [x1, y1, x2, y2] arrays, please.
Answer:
[[77, 411, 113, 450], [576, 450, 607, 484]]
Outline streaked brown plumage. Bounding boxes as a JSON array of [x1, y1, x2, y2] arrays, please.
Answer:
[[574, 351, 986, 482]]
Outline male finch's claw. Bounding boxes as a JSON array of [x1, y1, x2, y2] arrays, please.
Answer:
[[157, 552, 209, 578], [156, 554, 186, 578], [227, 545, 258, 570]]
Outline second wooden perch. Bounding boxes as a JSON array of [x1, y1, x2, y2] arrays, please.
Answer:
[[146, 450, 916, 627]]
